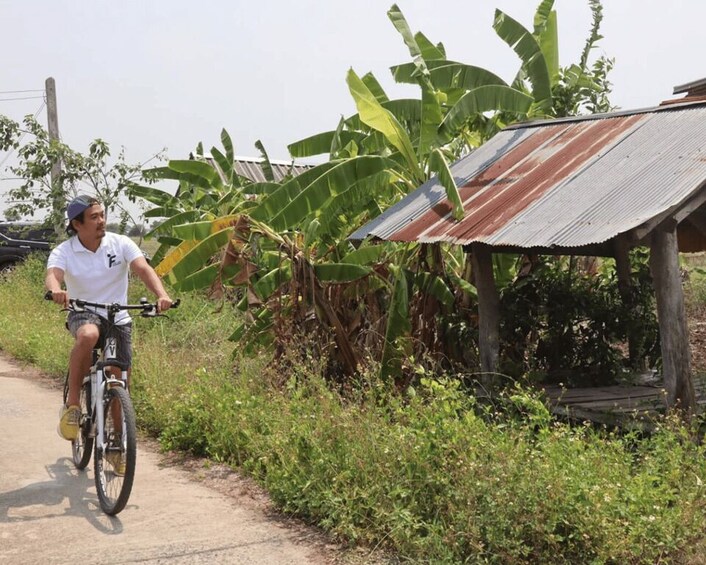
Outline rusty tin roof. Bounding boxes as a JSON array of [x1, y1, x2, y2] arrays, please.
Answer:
[[351, 101, 706, 251]]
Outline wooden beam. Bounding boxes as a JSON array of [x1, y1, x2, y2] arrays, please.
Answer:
[[649, 223, 696, 414], [471, 243, 500, 387]]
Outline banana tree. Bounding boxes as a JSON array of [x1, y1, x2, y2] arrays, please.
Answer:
[[139, 1, 613, 385]]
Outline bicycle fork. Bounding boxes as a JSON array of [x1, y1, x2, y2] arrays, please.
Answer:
[[90, 364, 128, 455]]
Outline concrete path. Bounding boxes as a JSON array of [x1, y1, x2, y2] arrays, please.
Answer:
[[0, 354, 351, 565]]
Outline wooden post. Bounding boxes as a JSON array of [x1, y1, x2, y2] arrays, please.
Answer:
[[613, 235, 645, 370], [649, 222, 695, 414], [45, 77, 63, 237], [471, 243, 500, 387]]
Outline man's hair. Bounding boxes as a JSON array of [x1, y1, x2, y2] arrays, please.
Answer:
[[66, 196, 100, 236]]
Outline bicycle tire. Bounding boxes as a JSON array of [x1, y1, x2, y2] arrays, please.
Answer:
[[72, 378, 93, 469], [94, 386, 137, 515]]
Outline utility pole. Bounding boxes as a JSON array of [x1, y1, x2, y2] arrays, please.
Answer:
[[45, 77, 63, 236]]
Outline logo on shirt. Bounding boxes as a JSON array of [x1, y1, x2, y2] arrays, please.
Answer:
[[107, 253, 122, 268]]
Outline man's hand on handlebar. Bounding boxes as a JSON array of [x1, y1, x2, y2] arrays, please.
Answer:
[[156, 296, 173, 314], [47, 289, 69, 308]]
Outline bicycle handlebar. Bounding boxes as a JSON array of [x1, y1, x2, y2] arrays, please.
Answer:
[[44, 291, 180, 317]]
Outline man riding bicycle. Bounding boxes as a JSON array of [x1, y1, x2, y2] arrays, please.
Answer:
[[45, 194, 173, 442]]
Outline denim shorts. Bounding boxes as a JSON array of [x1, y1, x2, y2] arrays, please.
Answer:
[[67, 311, 133, 369]]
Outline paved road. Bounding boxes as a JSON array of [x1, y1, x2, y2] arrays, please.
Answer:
[[0, 354, 341, 565]]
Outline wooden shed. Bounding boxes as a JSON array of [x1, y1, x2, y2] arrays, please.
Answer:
[[352, 81, 706, 415]]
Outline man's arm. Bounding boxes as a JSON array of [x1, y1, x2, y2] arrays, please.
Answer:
[[130, 256, 173, 312], [45, 267, 68, 307]]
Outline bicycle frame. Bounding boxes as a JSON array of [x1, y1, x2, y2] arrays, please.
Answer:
[[89, 337, 128, 462]]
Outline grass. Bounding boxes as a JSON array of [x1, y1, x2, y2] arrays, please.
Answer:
[[2, 255, 706, 563]]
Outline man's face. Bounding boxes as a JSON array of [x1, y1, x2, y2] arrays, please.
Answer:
[[74, 203, 106, 240]]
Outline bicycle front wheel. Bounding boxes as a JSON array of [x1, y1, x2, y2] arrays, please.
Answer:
[[94, 386, 136, 515], [72, 377, 93, 469]]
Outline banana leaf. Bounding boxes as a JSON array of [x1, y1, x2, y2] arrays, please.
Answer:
[[380, 265, 411, 381], [429, 148, 463, 221], [533, 0, 559, 83], [341, 244, 387, 266], [171, 215, 239, 241], [159, 229, 233, 281], [347, 69, 423, 181], [314, 263, 372, 283], [171, 264, 221, 292], [221, 128, 235, 162], [210, 147, 235, 186], [251, 161, 339, 223], [439, 85, 533, 140], [148, 241, 173, 268], [168, 159, 223, 188], [414, 272, 455, 308], [493, 9, 552, 112], [143, 206, 181, 219], [229, 308, 273, 345], [127, 183, 178, 208], [362, 72, 389, 103], [414, 31, 445, 61], [429, 63, 508, 90], [255, 140, 275, 182], [267, 156, 395, 231], [155, 239, 199, 277], [253, 264, 292, 301], [345, 99, 422, 132], [242, 182, 281, 195], [288, 130, 366, 158], [387, 4, 441, 161], [146, 210, 200, 238], [391, 59, 503, 87], [318, 170, 397, 236], [388, 5, 429, 81]]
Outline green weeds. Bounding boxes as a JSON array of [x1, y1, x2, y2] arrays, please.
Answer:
[[2, 257, 706, 563]]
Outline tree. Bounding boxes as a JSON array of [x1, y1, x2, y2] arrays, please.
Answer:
[[0, 114, 162, 235], [135, 1, 615, 384]]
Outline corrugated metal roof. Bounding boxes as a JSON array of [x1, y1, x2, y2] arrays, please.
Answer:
[[351, 103, 706, 250], [232, 156, 313, 183], [203, 155, 314, 183]]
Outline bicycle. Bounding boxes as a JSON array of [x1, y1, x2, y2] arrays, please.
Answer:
[[45, 291, 179, 515]]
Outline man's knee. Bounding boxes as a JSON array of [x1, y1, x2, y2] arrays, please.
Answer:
[[74, 324, 100, 349]]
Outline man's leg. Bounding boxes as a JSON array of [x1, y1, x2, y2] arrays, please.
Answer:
[[60, 315, 101, 441], [67, 323, 100, 406]]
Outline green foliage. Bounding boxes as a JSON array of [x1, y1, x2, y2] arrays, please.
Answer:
[[155, 366, 706, 563], [2, 261, 706, 563], [0, 255, 72, 372], [499, 254, 660, 384], [0, 114, 161, 233]]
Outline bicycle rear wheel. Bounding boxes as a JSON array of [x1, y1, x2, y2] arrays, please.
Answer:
[[94, 386, 136, 515], [72, 377, 93, 469]]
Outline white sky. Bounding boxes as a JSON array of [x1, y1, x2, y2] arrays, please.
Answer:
[[2, 0, 705, 219]]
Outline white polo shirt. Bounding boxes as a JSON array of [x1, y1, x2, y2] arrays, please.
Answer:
[[47, 232, 144, 325]]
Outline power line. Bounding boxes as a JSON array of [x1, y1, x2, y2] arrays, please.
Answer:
[[0, 95, 46, 102], [0, 89, 44, 94]]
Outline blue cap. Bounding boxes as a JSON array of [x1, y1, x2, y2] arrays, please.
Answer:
[[66, 194, 95, 221]]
